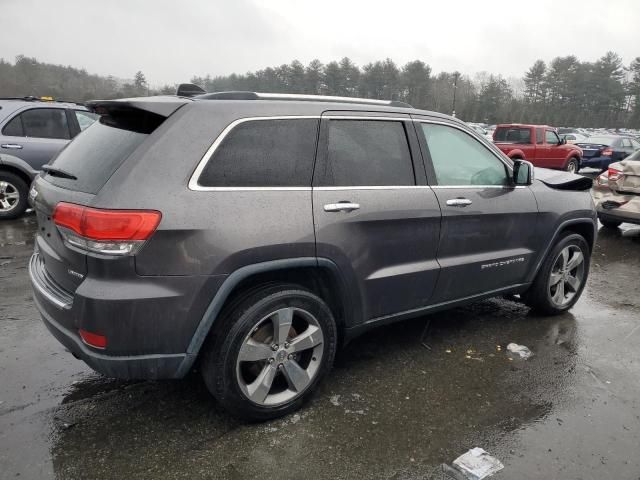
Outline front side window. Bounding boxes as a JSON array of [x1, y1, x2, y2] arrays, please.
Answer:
[[545, 130, 560, 145], [198, 118, 319, 187], [20, 108, 70, 139], [421, 123, 508, 186], [316, 120, 414, 186]]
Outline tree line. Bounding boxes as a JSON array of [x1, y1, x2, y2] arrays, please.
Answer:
[[1, 53, 639, 128]]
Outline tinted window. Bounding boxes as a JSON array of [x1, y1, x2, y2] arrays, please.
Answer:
[[46, 120, 148, 193], [316, 120, 414, 186], [421, 123, 508, 186], [536, 128, 543, 144], [545, 130, 560, 145], [2, 115, 24, 136], [21, 108, 70, 139], [198, 119, 318, 187], [75, 110, 99, 131], [494, 127, 531, 143]]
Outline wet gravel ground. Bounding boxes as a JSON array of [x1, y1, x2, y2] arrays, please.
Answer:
[[1, 212, 639, 480]]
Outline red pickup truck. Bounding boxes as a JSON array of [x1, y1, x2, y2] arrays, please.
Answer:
[[493, 124, 583, 173]]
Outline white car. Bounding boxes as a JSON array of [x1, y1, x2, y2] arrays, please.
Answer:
[[560, 133, 588, 144]]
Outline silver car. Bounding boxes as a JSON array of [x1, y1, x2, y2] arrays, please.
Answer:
[[0, 97, 98, 219]]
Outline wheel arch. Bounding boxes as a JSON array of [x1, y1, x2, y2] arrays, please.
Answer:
[[527, 218, 596, 283], [0, 163, 33, 188], [177, 257, 359, 376]]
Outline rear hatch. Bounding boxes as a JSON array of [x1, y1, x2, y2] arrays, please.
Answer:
[[31, 97, 187, 295], [608, 156, 640, 194]]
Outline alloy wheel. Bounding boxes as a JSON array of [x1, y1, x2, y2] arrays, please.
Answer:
[[236, 307, 324, 406], [548, 245, 585, 307], [0, 181, 20, 212]]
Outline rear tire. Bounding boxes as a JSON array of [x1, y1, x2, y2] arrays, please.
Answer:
[[0, 172, 28, 220], [522, 233, 590, 315], [201, 283, 337, 421], [598, 217, 622, 229]]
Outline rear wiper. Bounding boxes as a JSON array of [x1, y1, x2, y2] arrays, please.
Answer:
[[42, 165, 77, 180]]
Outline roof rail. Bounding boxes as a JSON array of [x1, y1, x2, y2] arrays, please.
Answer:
[[193, 91, 413, 108], [0, 96, 84, 105]]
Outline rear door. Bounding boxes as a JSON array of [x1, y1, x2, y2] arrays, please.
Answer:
[[0, 107, 71, 169], [415, 119, 539, 303], [312, 112, 441, 321]]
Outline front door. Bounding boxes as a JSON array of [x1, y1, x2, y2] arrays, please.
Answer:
[[415, 119, 539, 303], [312, 113, 441, 321]]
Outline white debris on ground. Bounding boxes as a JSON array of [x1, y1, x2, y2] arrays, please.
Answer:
[[452, 447, 504, 479], [506, 343, 533, 359], [329, 394, 341, 406]]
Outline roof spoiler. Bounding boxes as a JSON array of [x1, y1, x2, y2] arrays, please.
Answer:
[[86, 96, 191, 118], [176, 83, 207, 98]]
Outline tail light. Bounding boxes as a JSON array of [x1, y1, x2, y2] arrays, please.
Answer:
[[602, 148, 613, 156], [607, 167, 623, 182], [79, 329, 107, 349], [53, 202, 161, 256]]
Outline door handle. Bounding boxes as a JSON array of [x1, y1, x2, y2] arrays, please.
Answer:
[[324, 202, 360, 212], [1, 144, 23, 150], [446, 198, 472, 207]]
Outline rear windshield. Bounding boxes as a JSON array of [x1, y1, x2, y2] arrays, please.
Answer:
[[584, 136, 614, 146], [493, 127, 531, 143], [45, 110, 162, 194]]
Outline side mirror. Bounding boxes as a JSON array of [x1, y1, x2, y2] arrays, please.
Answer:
[[559, 137, 566, 145], [513, 159, 534, 185]]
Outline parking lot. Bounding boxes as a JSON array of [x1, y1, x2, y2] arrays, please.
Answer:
[[0, 211, 638, 479]]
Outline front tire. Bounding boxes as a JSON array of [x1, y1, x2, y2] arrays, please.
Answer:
[[201, 284, 337, 421], [522, 233, 590, 315], [565, 158, 579, 174], [0, 172, 28, 220]]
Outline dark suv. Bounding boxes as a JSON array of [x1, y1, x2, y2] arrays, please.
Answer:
[[29, 93, 596, 420]]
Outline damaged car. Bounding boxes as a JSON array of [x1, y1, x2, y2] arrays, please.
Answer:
[[593, 150, 640, 228]]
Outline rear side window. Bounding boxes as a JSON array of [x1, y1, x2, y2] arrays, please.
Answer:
[[316, 120, 414, 186], [46, 119, 148, 193], [494, 127, 531, 144], [21, 108, 70, 139], [198, 119, 319, 187], [74, 110, 99, 131], [2, 115, 24, 136]]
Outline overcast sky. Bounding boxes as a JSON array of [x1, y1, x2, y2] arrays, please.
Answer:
[[3, 0, 639, 86]]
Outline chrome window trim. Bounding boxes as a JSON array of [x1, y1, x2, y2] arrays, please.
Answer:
[[413, 118, 514, 172], [314, 185, 430, 191], [188, 115, 320, 192], [188, 114, 524, 192]]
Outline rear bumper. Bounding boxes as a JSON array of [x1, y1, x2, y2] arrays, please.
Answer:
[[581, 156, 612, 170], [598, 210, 640, 225], [28, 251, 218, 379], [35, 293, 190, 379]]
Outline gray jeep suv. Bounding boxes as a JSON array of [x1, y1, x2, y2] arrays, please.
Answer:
[[28, 93, 596, 420], [0, 97, 98, 219]]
